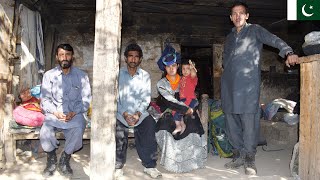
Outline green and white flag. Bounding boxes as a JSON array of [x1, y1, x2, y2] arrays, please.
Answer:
[[288, 0, 320, 20]]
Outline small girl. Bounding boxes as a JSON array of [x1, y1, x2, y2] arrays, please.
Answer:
[[172, 59, 198, 135], [13, 88, 44, 127]]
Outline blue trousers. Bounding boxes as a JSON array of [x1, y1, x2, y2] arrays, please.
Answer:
[[40, 122, 85, 154], [224, 111, 260, 155], [173, 98, 198, 121], [115, 115, 158, 169]]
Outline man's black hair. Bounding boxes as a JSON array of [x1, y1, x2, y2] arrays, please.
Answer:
[[230, 1, 249, 14], [56, 44, 74, 55], [124, 43, 143, 58]]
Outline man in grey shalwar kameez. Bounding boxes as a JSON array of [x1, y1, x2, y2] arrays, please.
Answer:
[[222, 1, 299, 175], [40, 44, 91, 177]]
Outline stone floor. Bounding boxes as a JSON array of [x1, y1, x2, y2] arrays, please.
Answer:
[[0, 139, 296, 180]]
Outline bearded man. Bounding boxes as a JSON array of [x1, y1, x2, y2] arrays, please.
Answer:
[[40, 43, 92, 177], [115, 43, 161, 179]]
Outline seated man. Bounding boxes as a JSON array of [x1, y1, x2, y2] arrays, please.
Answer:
[[115, 43, 161, 179], [40, 44, 92, 177]]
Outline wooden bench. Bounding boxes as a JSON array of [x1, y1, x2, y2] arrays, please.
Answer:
[[3, 94, 91, 164], [3, 94, 209, 165]]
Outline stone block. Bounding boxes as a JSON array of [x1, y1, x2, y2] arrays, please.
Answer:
[[260, 119, 298, 147]]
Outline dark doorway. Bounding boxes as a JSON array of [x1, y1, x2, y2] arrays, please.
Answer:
[[181, 46, 213, 99]]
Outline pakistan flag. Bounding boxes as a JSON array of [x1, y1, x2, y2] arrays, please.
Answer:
[[297, 0, 320, 20]]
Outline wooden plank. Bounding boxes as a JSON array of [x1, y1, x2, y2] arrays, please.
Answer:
[[298, 54, 320, 64], [43, 26, 56, 71], [11, 128, 91, 140], [3, 94, 15, 165], [299, 59, 320, 179], [91, 0, 121, 179], [308, 62, 317, 178], [200, 94, 209, 141], [0, 0, 15, 166], [132, 1, 285, 18], [132, 0, 286, 9]]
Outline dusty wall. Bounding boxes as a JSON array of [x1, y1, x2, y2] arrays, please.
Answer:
[[44, 6, 298, 101], [52, 25, 174, 98], [51, 27, 296, 101], [120, 33, 179, 98], [54, 26, 95, 84]]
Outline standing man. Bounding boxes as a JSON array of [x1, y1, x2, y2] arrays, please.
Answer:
[[221, 1, 299, 175], [40, 44, 92, 177], [115, 43, 161, 179]]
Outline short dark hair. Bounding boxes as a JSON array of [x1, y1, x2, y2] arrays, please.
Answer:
[[124, 43, 143, 58], [230, 1, 249, 14], [181, 59, 190, 66], [56, 44, 74, 55]]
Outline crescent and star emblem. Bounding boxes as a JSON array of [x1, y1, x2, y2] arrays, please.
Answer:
[[302, 4, 314, 17]]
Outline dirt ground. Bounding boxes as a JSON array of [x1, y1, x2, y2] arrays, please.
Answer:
[[0, 140, 295, 180]]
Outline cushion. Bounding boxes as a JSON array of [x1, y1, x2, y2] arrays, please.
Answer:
[[13, 106, 44, 127]]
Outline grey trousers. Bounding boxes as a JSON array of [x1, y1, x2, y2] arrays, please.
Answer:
[[40, 122, 85, 154], [224, 112, 260, 155]]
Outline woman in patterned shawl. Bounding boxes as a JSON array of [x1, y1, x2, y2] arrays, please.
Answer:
[[155, 44, 207, 173]]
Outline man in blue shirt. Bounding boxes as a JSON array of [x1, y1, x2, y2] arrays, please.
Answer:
[[221, 1, 299, 175], [115, 43, 161, 179], [40, 44, 91, 177]]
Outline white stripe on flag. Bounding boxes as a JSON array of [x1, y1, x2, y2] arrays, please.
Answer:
[[287, 0, 297, 20]]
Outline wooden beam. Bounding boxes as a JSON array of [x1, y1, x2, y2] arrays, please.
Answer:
[[0, 0, 15, 167], [132, 1, 285, 18], [43, 26, 55, 71], [299, 57, 320, 179], [91, 0, 121, 179], [132, 0, 286, 9], [298, 54, 320, 64]]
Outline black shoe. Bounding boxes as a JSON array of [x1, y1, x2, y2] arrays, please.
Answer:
[[244, 153, 257, 175], [224, 150, 245, 169], [43, 150, 57, 177], [58, 151, 73, 176]]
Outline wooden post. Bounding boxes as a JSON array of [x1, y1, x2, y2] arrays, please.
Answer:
[[299, 54, 320, 179], [44, 26, 56, 71], [3, 94, 15, 166], [212, 44, 223, 100], [91, 0, 121, 179], [0, 0, 15, 168], [200, 94, 209, 142]]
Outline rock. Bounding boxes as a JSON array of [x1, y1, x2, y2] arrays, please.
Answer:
[[302, 31, 320, 55]]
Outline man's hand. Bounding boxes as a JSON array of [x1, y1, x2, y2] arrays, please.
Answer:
[[185, 108, 194, 115], [128, 111, 141, 126], [66, 112, 76, 122], [53, 112, 67, 121], [285, 54, 299, 67]]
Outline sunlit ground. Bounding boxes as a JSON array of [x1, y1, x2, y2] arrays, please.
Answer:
[[0, 140, 294, 180]]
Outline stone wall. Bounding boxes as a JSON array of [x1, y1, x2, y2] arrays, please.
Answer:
[[50, 27, 296, 100], [43, 4, 300, 100], [54, 26, 95, 85]]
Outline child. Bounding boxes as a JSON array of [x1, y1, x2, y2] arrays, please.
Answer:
[[13, 88, 44, 127], [172, 59, 198, 135]]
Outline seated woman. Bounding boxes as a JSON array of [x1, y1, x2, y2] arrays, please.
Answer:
[[155, 46, 207, 173]]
